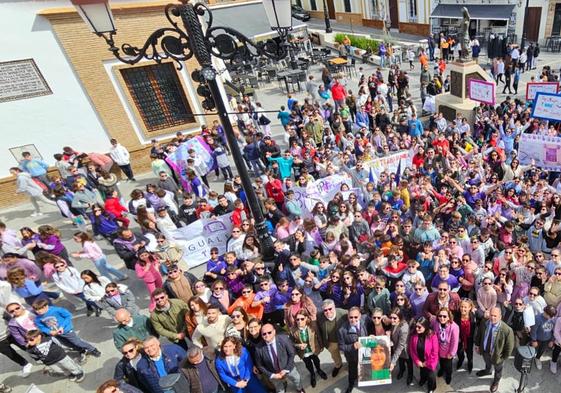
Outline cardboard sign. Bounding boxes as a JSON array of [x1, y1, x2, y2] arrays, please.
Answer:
[[526, 82, 559, 101], [532, 92, 561, 122], [468, 79, 495, 105]]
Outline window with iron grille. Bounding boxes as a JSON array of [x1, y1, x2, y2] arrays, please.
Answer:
[[120, 63, 195, 132]]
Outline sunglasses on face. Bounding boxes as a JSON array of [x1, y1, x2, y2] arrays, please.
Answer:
[[242, 290, 252, 294], [122, 348, 135, 354], [296, 317, 307, 321], [261, 331, 274, 336], [214, 287, 224, 290]]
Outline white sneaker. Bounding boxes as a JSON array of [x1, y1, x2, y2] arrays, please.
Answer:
[[535, 358, 542, 370], [550, 361, 558, 374], [21, 363, 32, 377]]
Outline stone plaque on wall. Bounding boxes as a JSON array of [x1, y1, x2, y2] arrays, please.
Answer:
[[450, 70, 463, 98], [0, 59, 52, 103]]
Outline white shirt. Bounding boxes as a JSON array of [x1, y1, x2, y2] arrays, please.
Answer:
[[109, 144, 131, 165]]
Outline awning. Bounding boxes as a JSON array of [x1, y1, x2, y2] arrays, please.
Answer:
[[210, 1, 307, 39], [431, 4, 515, 21]]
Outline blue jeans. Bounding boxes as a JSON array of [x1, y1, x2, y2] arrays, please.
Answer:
[[95, 256, 126, 281], [57, 331, 96, 353]]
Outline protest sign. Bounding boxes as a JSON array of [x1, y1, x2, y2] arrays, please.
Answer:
[[165, 136, 215, 191], [358, 336, 392, 387], [468, 79, 495, 105], [518, 133, 561, 171], [167, 213, 233, 268], [532, 92, 561, 122], [362, 150, 412, 179], [526, 82, 559, 101], [291, 175, 353, 217]]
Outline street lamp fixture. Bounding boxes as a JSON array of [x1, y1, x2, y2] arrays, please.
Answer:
[[71, 0, 292, 262]]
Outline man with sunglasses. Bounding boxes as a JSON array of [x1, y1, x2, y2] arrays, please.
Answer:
[[149, 288, 189, 350], [255, 323, 304, 393], [337, 307, 369, 393], [423, 282, 461, 321], [317, 299, 345, 377]]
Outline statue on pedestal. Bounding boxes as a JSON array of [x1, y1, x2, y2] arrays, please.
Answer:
[[459, 7, 471, 62]]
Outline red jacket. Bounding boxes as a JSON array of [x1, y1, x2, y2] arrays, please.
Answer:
[[331, 82, 346, 101], [266, 179, 285, 204], [104, 197, 128, 218], [232, 207, 248, 227]]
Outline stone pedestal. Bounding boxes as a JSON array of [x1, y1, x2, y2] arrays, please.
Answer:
[[435, 61, 495, 124]]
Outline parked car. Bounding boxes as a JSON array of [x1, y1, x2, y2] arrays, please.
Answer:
[[291, 5, 311, 21]]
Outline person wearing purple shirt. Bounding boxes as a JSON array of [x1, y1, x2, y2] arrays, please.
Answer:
[[409, 284, 429, 317], [37, 225, 71, 263], [253, 279, 288, 325], [431, 265, 460, 292], [203, 247, 226, 284]]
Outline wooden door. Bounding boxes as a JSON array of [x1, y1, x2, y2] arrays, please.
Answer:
[[389, 0, 399, 29], [326, 0, 335, 19], [526, 7, 542, 43]]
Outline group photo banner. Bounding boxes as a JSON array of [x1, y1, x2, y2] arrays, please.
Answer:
[[526, 81, 559, 101], [165, 136, 216, 191], [531, 92, 561, 122], [168, 212, 234, 268], [518, 133, 561, 171]]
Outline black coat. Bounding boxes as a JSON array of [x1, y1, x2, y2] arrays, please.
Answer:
[[114, 358, 151, 393]]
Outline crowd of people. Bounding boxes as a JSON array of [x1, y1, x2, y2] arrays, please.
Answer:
[[2, 30, 561, 393]]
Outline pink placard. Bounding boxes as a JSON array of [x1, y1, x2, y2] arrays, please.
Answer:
[[526, 82, 559, 101], [468, 79, 495, 105]]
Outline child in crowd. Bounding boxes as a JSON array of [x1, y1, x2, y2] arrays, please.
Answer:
[[25, 329, 85, 382]]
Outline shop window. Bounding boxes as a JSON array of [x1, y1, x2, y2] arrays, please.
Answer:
[[120, 63, 195, 132]]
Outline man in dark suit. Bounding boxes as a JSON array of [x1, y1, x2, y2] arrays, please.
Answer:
[[475, 307, 515, 392], [337, 306, 369, 393], [254, 323, 305, 393], [317, 299, 345, 377]]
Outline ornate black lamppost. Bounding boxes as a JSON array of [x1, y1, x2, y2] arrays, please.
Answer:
[[71, 0, 293, 262]]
